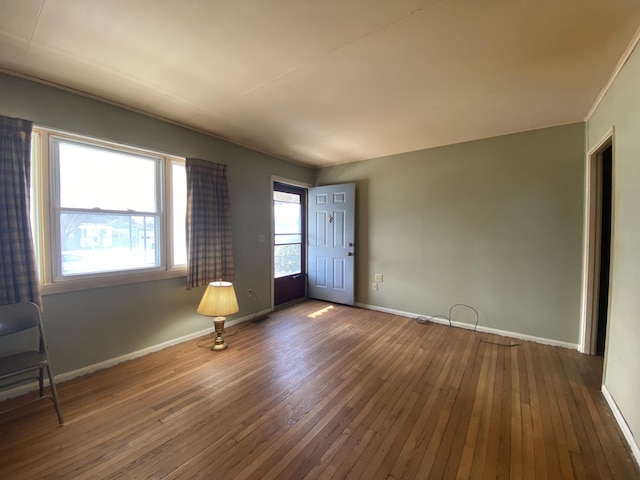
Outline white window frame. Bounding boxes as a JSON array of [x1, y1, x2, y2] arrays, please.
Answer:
[[32, 127, 187, 294]]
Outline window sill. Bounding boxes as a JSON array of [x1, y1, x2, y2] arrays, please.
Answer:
[[40, 267, 187, 295]]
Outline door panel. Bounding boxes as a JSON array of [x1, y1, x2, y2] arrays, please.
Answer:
[[334, 258, 345, 289], [308, 183, 355, 305]]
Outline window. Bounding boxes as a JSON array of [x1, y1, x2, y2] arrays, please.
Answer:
[[31, 128, 187, 292], [274, 188, 304, 278]]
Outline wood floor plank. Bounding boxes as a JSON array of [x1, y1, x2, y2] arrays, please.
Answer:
[[428, 330, 482, 479], [469, 335, 499, 479], [384, 327, 464, 479], [455, 340, 491, 479], [509, 344, 523, 480], [1, 300, 638, 480], [483, 339, 507, 480], [524, 341, 549, 479], [531, 343, 562, 478], [539, 346, 574, 480]]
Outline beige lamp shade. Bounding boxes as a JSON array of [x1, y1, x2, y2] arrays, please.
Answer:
[[197, 281, 239, 317]]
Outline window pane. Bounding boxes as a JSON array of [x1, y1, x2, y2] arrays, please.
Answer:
[[58, 141, 158, 212], [60, 212, 159, 275], [274, 191, 300, 203], [274, 244, 301, 278], [172, 162, 187, 265], [275, 234, 301, 245], [274, 201, 301, 234]]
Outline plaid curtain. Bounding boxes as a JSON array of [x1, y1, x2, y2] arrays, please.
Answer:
[[0, 115, 41, 306], [185, 158, 234, 289]]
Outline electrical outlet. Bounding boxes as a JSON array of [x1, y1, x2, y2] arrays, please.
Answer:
[[374, 273, 383, 282], [372, 282, 378, 291]]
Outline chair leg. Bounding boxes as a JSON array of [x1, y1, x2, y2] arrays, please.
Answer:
[[39, 368, 44, 397], [46, 366, 64, 425]]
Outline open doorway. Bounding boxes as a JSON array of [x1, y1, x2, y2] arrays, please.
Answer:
[[581, 134, 613, 356], [595, 145, 612, 356], [273, 182, 307, 307]]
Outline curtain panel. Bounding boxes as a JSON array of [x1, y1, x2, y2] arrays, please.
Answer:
[[185, 158, 234, 289], [0, 115, 41, 306]]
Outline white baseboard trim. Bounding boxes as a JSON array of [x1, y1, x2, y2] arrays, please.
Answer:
[[473, 324, 577, 350], [355, 302, 578, 350], [0, 308, 272, 401], [602, 385, 640, 469]]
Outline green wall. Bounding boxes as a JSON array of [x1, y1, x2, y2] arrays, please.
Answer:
[[316, 123, 586, 344], [0, 73, 313, 375], [587, 42, 640, 450]]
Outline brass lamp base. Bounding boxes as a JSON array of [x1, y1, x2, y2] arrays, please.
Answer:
[[211, 318, 228, 351]]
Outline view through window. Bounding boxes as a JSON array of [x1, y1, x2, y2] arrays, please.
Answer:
[[56, 140, 161, 275], [274, 190, 302, 278]]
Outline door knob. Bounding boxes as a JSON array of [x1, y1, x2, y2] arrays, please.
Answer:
[[347, 252, 353, 256]]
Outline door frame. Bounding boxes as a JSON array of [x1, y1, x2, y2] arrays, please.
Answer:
[[270, 175, 311, 309], [579, 128, 614, 355]]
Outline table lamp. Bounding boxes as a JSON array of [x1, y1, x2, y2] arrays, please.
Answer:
[[197, 281, 239, 351]]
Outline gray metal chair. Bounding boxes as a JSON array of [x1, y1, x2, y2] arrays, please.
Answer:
[[0, 302, 64, 424]]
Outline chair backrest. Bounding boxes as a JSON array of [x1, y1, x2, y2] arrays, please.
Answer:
[[0, 302, 41, 337]]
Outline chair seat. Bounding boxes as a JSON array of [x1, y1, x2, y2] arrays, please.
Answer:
[[0, 351, 48, 379]]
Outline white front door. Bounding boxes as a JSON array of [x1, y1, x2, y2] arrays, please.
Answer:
[[307, 183, 355, 305]]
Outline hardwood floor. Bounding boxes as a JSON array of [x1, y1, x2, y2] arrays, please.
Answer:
[[0, 300, 638, 479]]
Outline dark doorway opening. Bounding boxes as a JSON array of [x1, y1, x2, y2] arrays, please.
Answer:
[[596, 145, 612, 356]]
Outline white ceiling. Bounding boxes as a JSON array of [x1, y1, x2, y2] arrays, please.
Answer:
[[1, 0, 639, 167]]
